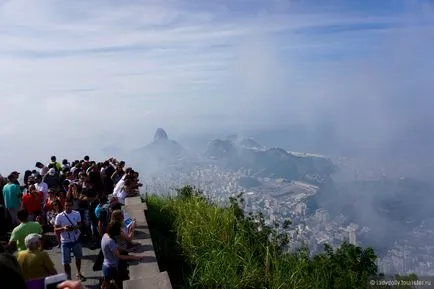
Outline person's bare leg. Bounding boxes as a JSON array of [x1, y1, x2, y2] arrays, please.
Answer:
[[76, 258, 82, 275], [64, 264, 71, 280]]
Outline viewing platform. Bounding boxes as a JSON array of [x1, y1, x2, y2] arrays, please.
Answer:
[[45, 195, 172, 289]]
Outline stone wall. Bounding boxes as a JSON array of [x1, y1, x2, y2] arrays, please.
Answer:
[[122, 196, 173, 289]]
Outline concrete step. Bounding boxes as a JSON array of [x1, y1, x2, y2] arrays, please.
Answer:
[[129, 262, 160, 280], [123, 271, 172, 289]]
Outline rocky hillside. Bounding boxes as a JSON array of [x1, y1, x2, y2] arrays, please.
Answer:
[[205, 137, 336, 185]]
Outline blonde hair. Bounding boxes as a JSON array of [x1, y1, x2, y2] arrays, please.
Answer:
[[110, 209, 123, 225]]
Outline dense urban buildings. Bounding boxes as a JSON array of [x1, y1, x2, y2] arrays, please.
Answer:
[[141, 162, 434, 276]]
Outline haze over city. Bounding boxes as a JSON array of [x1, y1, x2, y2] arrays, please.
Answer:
[[1, 0, 434, 276]]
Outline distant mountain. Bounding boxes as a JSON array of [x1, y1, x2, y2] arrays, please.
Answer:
[[204, 137, 336, 185], [128, 128, 200, 174], [135, 128, 184, 160], [153, 128, 169, 142], [239, 138, 262, 150], [205, 139, 237, 160]]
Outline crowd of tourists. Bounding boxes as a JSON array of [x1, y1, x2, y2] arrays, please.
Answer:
[[0, 156, 146, 289]]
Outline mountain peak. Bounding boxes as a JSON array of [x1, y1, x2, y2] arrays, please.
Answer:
[[154, 128, 169, 142]]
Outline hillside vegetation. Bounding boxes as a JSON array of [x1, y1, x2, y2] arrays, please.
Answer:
[[145, 186, 415, 289]]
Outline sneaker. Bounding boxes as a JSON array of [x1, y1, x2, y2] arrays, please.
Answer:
[[76, 273, 87, 282]]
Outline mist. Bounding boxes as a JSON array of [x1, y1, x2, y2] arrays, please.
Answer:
[[1, 0, 434, 274]]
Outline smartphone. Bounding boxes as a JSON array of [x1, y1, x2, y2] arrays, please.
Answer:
[[44, 273, 67, 289], [124, 217, 133, 228]]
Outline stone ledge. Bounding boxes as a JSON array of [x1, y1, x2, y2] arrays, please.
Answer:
[[124, 196, 173, 289], [129, 262, 160, 280], [123, 271, 172, 289], [125, 207, 147, 224], [125, 196, 143, 206]]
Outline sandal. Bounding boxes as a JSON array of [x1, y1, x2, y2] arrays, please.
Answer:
[[76, 273, 87, 282]]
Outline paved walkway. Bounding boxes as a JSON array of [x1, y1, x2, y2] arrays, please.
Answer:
[[45, 237, 103, 289]]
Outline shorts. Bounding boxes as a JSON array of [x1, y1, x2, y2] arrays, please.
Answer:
[[102, 265, 118, 281], [61, 241, 83, 264]]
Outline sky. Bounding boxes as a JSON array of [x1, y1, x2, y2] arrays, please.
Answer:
[[0, 0, 433, 173]]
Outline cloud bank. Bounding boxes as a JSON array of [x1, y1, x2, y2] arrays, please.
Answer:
[[0, 0, 433, 173]]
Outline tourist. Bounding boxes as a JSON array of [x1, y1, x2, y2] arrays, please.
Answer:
[[7, 209, 43, 252], [47, 199, 63, 246], [0, 253, 27, 289], [35, 162, 49, 176], [21, 184, 43, 221], [16, 233, 57, 281], [49, 156, 62, 172], [101, 222, 144, 287], [35, 174, 49, 202], [2, 174, 23, 226], [43, 168, 61, 189], [54, 199, 85, 281]]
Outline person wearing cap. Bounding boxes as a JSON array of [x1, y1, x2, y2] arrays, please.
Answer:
[[8, 209, 43, 252], [10, 170, 22, 187], [2, 174, 23, 225], [43, 168, 61, 189], [16, 233, 57, 281]]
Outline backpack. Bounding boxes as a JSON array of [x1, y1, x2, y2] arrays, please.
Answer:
[[95, 203, 111, 229]]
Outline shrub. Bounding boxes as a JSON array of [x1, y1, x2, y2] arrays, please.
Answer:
[[145, 186, 407, 289]]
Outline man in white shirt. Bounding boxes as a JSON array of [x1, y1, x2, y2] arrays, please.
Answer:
[[54, 199, 85, 281], [35, 162, 49, 176], [34, 174, 48, 202], [112, 167, 133, 196]]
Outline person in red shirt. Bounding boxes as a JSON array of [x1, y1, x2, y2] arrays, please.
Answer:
[[45, 189, 56, 212], [22, 185, 43, 221]]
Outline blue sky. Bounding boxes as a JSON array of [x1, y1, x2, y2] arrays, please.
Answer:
[[0, 0, 433, 171]]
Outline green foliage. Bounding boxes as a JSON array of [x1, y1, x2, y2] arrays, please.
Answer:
[[145, 186, 413, 289]]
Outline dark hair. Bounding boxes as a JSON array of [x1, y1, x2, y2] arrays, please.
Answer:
[[110, 203, 122, 211], [52, 199, 63, 211], [51, 156, 56, 161], [0, 253, 27, 289], [17, 209, 29, 222], [23, 170, 32, 185], [35, 162, 43, 168], [47, 163, 54, 169], [84, 156, 90, 161], [107, 222, 122, 238], [62, 159, 68, 165]]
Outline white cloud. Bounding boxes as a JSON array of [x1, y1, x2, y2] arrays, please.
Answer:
[[0, 0, 433, 172]]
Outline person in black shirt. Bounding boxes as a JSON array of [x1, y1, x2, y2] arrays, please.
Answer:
[[101, 161, 115, 195]]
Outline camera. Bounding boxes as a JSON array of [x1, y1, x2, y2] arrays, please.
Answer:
[[65, 226, 75, 231]]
